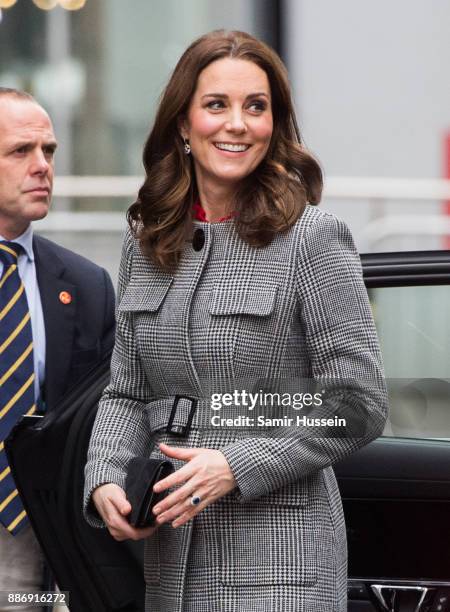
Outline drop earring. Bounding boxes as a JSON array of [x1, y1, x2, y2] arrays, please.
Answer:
[[183, 138, 191, 155]]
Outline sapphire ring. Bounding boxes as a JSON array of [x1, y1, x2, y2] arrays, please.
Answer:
[[190, 494, 202, 506]]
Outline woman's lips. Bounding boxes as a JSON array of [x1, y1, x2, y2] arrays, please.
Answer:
[[213, 142, 251, 154]]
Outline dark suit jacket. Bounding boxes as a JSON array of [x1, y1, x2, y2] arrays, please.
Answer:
[[33, 234, 115, 411]]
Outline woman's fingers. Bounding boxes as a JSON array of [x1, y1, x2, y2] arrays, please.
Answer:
[[92, 483, 158, 541], [158, 442, 199, 461], [153, 474, 200, 515], [110, 520, 158, 542], [154, 445, 235, 496], [153, 448, 237, 526], [152, 450, 211, 513], [90, 447, 237, 536], [155, 483, 207, 524], [102, 486, 131, 520], [154, 444, 201, 493], [171, 494, 210, 528]]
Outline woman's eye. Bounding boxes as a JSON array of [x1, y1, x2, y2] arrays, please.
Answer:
[[248, 100, 266, 112], [207, 100, 225, 110]]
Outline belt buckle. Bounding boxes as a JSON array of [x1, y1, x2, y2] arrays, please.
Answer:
[[166, 395, 198, 437]]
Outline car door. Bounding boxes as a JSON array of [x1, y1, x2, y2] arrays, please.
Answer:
[[336, 250, 450, 612]]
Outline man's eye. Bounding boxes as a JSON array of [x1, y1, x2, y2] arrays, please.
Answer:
[[15, 146, 27, 154]]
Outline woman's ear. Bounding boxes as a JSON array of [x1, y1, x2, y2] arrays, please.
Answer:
[[177, 116, 189, 140]]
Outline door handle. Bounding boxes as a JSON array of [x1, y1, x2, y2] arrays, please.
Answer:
[[371, 584, 430, 612]]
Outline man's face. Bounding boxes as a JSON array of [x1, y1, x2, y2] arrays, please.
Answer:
[[0, 97, 57, 239]]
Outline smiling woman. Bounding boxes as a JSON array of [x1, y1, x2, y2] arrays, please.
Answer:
[[84, 30, 388, 612], [177, 57, 274, 216], [127, 29, 322, 272]]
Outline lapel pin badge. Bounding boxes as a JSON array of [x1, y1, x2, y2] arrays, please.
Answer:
[[59, 291, 72, 305]]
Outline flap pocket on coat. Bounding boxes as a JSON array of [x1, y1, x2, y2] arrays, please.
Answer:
[[244, 477, 310, 508], [220, 509, 318, 587], [118, 278, 173, 313], [209, 283, 278, 317]]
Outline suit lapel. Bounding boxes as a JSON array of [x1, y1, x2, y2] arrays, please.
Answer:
[[33, 235, 76, 411]]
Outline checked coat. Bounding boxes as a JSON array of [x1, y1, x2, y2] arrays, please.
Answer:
[[84, 205, 388, 612]]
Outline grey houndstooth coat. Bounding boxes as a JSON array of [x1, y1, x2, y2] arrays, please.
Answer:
[[84, 205, 388, 612]]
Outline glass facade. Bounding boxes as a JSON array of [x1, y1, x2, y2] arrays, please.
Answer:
[[0, 0, 277, 209]]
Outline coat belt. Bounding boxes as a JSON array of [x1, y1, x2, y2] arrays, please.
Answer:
[[145, 395, 208, 435]]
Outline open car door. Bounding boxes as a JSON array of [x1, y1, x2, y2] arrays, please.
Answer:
[[336, 250, 450, 612]]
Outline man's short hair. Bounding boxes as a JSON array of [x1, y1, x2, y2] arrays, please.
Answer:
[[0, 87, 36, 103]]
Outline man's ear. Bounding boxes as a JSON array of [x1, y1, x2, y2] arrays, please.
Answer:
[[177, 116, 189, 140]]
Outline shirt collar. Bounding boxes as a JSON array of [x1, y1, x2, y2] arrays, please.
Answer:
[[193, 199, 234, 223], [0, 224, 35, 262]]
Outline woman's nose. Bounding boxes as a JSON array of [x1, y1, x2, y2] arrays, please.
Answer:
[[225, 110, 247, 134]]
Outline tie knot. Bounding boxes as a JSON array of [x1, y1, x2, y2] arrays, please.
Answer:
[[0, 241, 23, 266]]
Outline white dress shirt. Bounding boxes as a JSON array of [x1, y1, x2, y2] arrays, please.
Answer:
[[0, 225, 46, 403]]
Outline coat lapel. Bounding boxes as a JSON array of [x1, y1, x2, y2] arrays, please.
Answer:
[[33, 235, 76, 411]]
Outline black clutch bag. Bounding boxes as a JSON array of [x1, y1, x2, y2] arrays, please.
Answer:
[[125, 457, 174, 528]]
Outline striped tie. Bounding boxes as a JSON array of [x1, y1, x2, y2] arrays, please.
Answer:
[[0, 241, 36, 535]]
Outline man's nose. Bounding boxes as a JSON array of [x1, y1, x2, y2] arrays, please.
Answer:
[[30, 150, 50, 174]]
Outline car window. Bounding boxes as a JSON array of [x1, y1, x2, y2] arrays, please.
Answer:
[[370, 285, 450, 440]]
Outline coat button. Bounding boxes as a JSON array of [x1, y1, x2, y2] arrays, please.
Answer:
[[192, 228, 205, 251]]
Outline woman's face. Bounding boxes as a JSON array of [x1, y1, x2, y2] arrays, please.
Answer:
[[180, 57, 273, 194]]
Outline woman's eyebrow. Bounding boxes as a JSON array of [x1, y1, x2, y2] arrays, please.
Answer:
[[201, 92, 270, 99]]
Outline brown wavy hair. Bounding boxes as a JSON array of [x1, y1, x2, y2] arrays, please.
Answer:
[[128, 30, 323, 272]]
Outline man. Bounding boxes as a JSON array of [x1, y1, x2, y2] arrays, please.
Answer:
[[0, 88, 115, 604]]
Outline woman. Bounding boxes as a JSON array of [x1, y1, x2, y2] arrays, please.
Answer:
[[84, 30, 387, 611]]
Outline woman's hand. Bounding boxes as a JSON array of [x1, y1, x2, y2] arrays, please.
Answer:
[[152, 443, 237, 528], [92, 483, 158, 541]]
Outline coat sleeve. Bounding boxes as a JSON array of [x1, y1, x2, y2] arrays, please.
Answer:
[[221, 212, 388, 502], [83, 228, 154, 526]]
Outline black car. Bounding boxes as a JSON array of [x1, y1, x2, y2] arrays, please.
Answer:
[[6, 250, 450, 612], [339, 250, 450, 612]]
